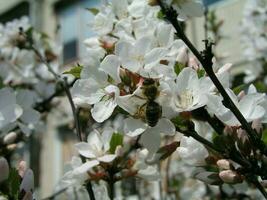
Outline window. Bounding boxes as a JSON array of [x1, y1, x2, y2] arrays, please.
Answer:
[[55, 0, 100, 64], [203, 0, 224, 6]]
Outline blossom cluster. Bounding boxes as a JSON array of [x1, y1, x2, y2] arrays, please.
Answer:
[[62, 0, 267, 197], [241, 0, 267, 82]]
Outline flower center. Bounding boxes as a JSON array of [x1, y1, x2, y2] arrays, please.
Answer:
[[132, 54, 145, 63], [175, 89, 194, 109]]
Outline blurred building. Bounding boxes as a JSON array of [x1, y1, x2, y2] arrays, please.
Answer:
[[0, 0, 248, 198]]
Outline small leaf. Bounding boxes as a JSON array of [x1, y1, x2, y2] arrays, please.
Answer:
[[174, 62, 185, 75], [195, 171, 223, 185], [157, 141, 180, 160], [157, 10, 165, 19], [109, 133, 123, 154], [86, 8, 99, 15], [232, 84, 246, 95], [63, 64, 83, 78], [262, 128, 267, 145], [197, 69, 205, 78]]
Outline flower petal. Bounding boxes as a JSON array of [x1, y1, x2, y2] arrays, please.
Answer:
[[124, 118, 147, 137]]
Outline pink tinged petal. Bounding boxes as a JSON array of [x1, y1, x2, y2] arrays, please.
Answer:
[[75, 143, 96, 158], [100, 55, 121, 83], [97, 154, 117, 163], [155, 118, 176, 136], [140, 128, 161, 157], [74, 160, 99, 174], [20, 169, 34, 193], [91, 99, 117, 122], [124, 118, 147, 137]]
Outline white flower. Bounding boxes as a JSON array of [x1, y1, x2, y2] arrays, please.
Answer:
[[72, 64, 120, 123], [166, 0, 204, 21], [133, 149, 161, 181], [114, 36, 167, 74], [169, 67, 209, 112], [177, 136, 208, 166], [59, 157, 98, 189], [75, 127, 117, 168], [124, 118, 175, 156], [216, 88, 266, 126], [0, 88, 22, 130]]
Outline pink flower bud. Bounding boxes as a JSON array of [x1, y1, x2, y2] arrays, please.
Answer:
[[20, 169, 34, 193], [6, 144, 17, 151], [0, 157, 9, 182], [3, 132, 17, 145], [217, 159, 231, 170], [176, 47, 188, 65], [219, 170, 243, 184], [18, 161, 28, 178]]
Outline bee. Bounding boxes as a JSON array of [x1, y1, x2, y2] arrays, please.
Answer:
[[139, 78, 162, 127]]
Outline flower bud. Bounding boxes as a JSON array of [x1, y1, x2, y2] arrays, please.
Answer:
[[252, 119, 262, 135], [0, 157, 9, 182], [219, 170, 243, 184], [20, 169, 34, 193], [148, 0, 158, 6], [188, 57, 200, 70], [176, 47, 188, 66], [115, 145, 124, 157], [18, 161, 28, 178], [217, 159, 231, 170], [6, 144, 17, 151], [3, 132, 17, 145]]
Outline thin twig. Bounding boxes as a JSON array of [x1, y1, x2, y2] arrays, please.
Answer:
[[30, 43, 95, 200]]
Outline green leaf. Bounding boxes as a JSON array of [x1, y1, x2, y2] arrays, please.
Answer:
[[197, 69, 205, 78], [262, 128, 267, 144], [157, 10, 165, 19], [86, 8, 99, 15], [8, 168, 20, 199], [174, 62, 185, 75], [63, 64, 83, 78], [232, 84, 246, 95], [0, 77, 4, 89], [109, 133, 123, 154]]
